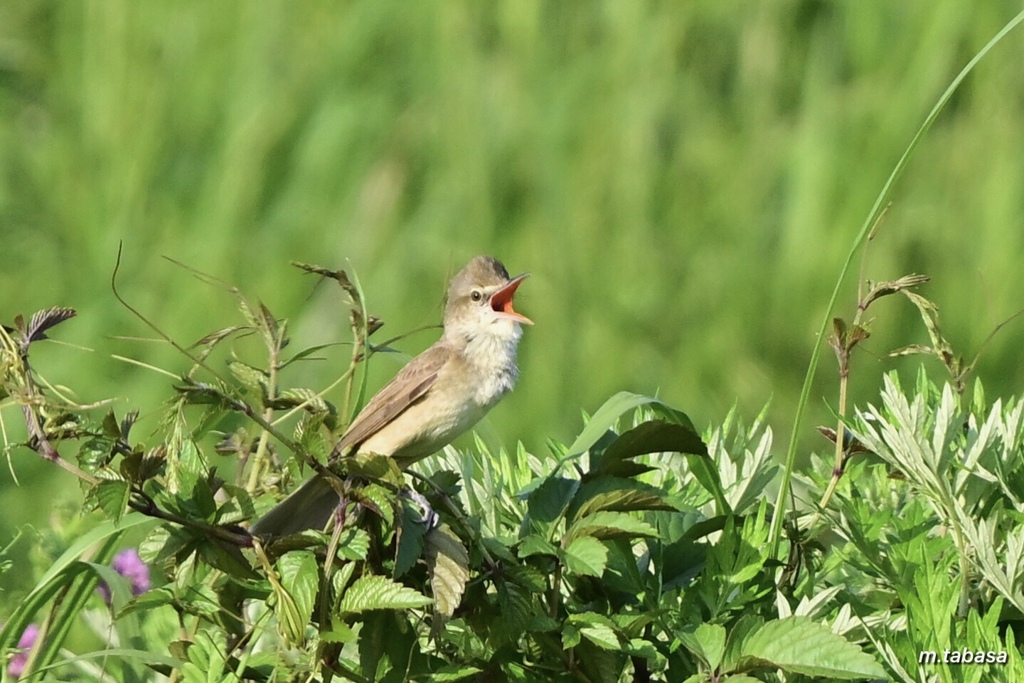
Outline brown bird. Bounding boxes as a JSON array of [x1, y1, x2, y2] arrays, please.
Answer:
[[250, 255, 531, 538]]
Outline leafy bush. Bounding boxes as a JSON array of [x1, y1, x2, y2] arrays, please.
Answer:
[[1, 275, 889, 682]]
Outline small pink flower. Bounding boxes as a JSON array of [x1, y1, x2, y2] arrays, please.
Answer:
[[98, 549, 151, 604], [8, 623, 39, 678]]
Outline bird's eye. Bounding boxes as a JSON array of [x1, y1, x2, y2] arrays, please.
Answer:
[[470, 290, 483, 302]]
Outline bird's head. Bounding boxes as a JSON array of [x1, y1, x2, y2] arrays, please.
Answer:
[[442, 256, 532, 342]]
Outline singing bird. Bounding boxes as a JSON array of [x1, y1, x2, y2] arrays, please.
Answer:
[[250, 255, 531, 538]]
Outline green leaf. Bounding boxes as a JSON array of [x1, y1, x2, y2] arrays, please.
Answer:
[[337, 575, 432, 615], [580, 623, 620, 651], [118, 586, 176, 619], [431, 665, 484, 681], [197, 538, 258, 579], [567, 613, 623, 652], [625, 638, 660, 661], [567, 392, 696, 459], [571, 476, 676, 521], [394, 502, 427, 578], [694, 623, 727, 672], [426, 524, 470, 619], [496, 578, 534, 637], [595, 419, 708, 469], [517, 534, 558, 558], [335, 527, 371, 561], [563, 623, 581, 649], [352, 482, 397, 525], [101, 410, 120, 437], [274, 551, 319, 644], [568, 511, 659, 542], [526, 476, 579, 526], [91, 479, 131, 523], [507, 563, 548, 593], [215, 483, 255, 525], [227, 358, 269, 394], [563, 535, 608, 577], [294, 412, 328, 457], [738, 616, 887, 679], [331, 559, 357, 599]]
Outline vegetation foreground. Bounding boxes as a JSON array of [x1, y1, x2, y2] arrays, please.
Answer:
[[2, 255, 1024, 682]]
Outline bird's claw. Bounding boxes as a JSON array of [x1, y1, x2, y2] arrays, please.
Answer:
[[402, 488, 439, 530]]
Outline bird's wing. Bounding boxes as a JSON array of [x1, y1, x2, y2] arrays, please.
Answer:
[[331, 343, 449, 457]]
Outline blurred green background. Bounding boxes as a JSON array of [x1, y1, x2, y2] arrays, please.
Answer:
[[2, 1, 1024, 534]]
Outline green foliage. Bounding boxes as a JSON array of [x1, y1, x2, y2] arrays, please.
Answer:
[[7, 282, 1024, 682], [2, 289, 897, 681]]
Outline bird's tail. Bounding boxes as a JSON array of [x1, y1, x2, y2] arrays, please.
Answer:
[[249, 475, 340, 539]]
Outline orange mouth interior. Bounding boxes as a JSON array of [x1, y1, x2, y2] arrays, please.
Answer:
[[489, 275, 532, 324]]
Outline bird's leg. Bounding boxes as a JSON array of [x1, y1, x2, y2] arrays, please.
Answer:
[[401, 487, 439, 530]]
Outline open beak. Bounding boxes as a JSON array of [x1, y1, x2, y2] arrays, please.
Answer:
[[489, 273, 533, 325]]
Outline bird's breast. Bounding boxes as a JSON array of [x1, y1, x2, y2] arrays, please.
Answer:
[[358, 327, 520, 464], [460, 326, 520, 406]]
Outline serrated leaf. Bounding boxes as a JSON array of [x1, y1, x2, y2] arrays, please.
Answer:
[[215, 483, 255, 525], [431, 664, 484, 681], [92, 479, 131, 523], [337, 575, 431, 615], [426, 524, 469, 619], [331, 559, 357, 599], [625, 638, 659, 660], [173, 380, 236, 409], [497, 580, 533, 636], [278, 387, 330, 414], [334, 527, 371, 561], [197, 538, 258, 579], [568, 392, 687, 460], [518, 534, 558, 558], [571, 477, 676, 521], [101, 410, 120, 438], [526, 476, 579, 525], [191, 325, 246, 350], [562, 622, 581, 650], [567, 613, 623, 655], [257, 301, 284, 349], [118, 586, 176, 619], [352, 482, 396, 525], [294, 415, 328, 459], [579, 623, 620, 651], [693, 623, 727, 671], [394, 503, 427, 577], [568, 511, 658, 542], [576, 639, 623, 683], [274, 551, 319, 644], [427, 469, 463, 497], [738, 616, 887, 679], [563, 535, 608, 577], [340, 453, 404, 486], [176, 583, 221, 619], [227, 359, 269, 393], [597, 419, 708, 466], [319, 623, 356, 644]]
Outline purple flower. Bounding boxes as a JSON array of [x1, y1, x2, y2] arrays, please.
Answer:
[[97, 549, 151, 604], [8, 623, 39, 678]]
